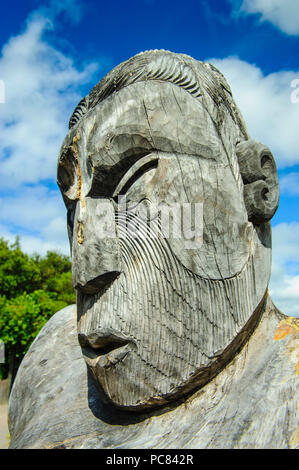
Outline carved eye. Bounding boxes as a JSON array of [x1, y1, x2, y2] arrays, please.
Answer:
[[236, 140, 279, 224], [112, 153, 158, 198], [57, 147, 78, 199]]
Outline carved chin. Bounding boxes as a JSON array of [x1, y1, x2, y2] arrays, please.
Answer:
[[77, 216, 270, 410]]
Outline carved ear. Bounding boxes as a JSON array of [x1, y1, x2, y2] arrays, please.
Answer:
[[236, 140, 279, 224]]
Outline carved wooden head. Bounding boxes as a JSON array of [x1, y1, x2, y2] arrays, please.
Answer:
[[57, 51, 279, 409]]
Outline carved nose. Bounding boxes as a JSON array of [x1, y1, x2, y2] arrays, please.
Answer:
[[78, 328, 131, 351], [75, 271, 120, 294], [71, 197, 121, 292]]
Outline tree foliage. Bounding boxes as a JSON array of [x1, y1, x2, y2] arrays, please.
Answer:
[[0, 237, 75, 383], [0, 237, 41, 299]]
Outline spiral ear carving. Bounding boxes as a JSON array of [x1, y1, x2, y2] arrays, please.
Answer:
[[236, 140, 279, 224]]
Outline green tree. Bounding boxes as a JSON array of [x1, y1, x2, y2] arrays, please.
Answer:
[[0, 237, 41, 299], [0, 238, 75, 393], [33, 251, 75, 304], [0, 291, 67, 381]]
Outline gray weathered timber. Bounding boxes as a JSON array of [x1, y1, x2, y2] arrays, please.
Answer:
[[8, 50, 296, 448], [236, 140, 279, 224], [8, 296, 299, 449], [57, 51, 279, 409]]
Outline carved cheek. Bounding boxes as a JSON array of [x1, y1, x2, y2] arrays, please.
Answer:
[[141, 154, 252, 279]]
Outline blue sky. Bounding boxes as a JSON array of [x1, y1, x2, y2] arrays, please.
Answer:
[[0, 0, 299, 315]]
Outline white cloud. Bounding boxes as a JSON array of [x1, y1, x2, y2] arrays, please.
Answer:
[[209, 57, 299, 168], [0, 186, 65, 230], [0, 12, 98, 188], [0, 2, 99, 257], [0, 222, 70, 257], [240, 0, 299, 35], [270, 269, 299, 317], [0, 185, 70, 256], [279, 172, 299, 195], [21, 235, 69, 256], [270, 222, 299, 317], [271, 222, 299, 266]]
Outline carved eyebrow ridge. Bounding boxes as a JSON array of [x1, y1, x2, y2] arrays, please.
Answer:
[[113, 153, 158, 197], [69, 50, 248, 141]]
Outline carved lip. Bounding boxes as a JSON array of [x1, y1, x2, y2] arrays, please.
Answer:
[[78, 329, 135, 368]]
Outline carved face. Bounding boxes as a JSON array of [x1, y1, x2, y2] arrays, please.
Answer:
[[58, 55, 279, 409]]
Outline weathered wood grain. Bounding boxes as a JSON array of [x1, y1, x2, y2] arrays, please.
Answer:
[[56, 51, 276, 408], [8, 296, 299, 449]]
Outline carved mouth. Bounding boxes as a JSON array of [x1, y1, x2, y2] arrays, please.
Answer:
[[78, 329, 135, 368]]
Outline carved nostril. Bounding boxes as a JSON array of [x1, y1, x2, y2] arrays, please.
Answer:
[[75, 270, 120, 295]]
